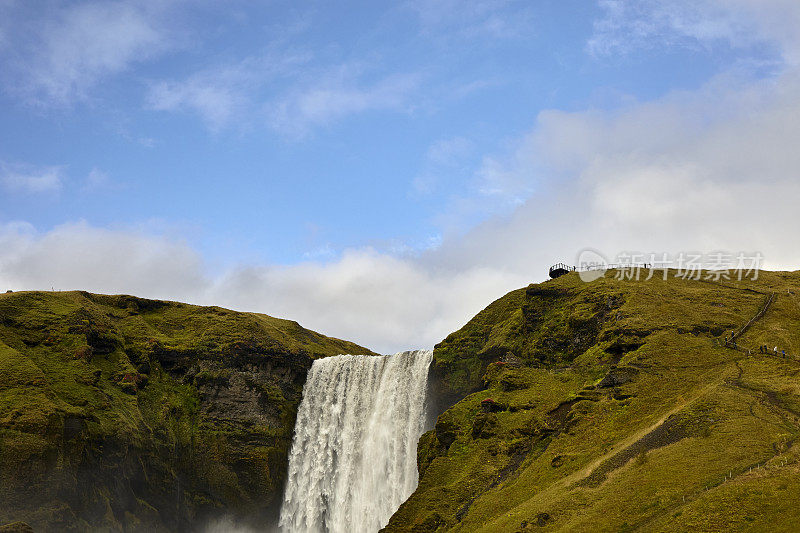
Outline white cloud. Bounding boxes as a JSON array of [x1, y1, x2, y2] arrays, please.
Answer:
[[426, 136, 474, 167], [1, 162, 64, 193], [412, 136, 474, 195], [412, 1, 800, 293], [416, 133, 541, 236], [268, 70, 421, 137], [430, 68, 800, 275], [2, 0, 177, 105], [0, 221, 523, 353], [473, 136, 538, 204], [588, 0, 800, 63], [85, 167, 110, 189], [146, 70, 251, 131], [302, 244, 336, 261], [146, 54, 420, 135], [408, 0, 534, 41], [145, 52, 312, 130], [210, 250, 523, 353], [0, 221, 206, 297]]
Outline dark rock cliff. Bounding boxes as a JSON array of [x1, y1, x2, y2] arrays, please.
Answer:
[[0, 290, 373, 532]]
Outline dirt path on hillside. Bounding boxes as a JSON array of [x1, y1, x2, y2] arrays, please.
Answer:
[[567, 379, 726, 487], [471, 370, 733, 533]]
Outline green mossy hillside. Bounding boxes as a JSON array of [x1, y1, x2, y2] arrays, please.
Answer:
[[387, 270, 800, 532], [0, 290, 372, 532]]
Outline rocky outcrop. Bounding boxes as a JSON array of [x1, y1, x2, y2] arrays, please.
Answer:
[[0, 291, 373, 532], [386, 270, 800, 532], [426, 282, 624, 414]]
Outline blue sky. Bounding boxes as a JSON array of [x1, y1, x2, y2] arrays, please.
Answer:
[[0, 0, 764, 263], [1, 1, 799, 352]]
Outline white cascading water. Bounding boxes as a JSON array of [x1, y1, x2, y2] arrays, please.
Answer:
[[279, 350, 433, 533]]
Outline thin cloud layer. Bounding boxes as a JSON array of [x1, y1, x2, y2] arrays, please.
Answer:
[[408, 0, 534, 41], [267, 70, 421, 138], [1, 162, 63, 193], [144, 51, 313, 131], [1, 0, 178, 105], [145, 53, 421, 136], [589, 0, 800, 62]]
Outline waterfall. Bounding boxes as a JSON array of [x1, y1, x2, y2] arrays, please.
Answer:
[[279, 350, 433, 533]]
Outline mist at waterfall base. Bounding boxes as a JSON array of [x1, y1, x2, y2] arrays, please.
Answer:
[[276, 350, 434, 533]]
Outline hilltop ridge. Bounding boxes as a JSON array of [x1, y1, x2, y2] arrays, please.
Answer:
[[0, 290, 373, 532], [387, 269, 800, 532]]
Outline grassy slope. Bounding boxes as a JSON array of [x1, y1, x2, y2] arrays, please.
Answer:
[[0, 290, 372, 532], [386, 270, 800, 532]]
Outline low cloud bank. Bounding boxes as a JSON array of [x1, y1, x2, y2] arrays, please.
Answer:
[[0, 221, 526, 353]]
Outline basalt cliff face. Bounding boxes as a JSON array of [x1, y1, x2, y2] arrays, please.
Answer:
[[388, 270, 800, 532], [0, 290, 372, 532]]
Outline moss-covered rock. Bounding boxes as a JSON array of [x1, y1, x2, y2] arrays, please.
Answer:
[[427, 281, 624, 414], [387, 269, 800, 532], [0, 290, 373, 532]]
